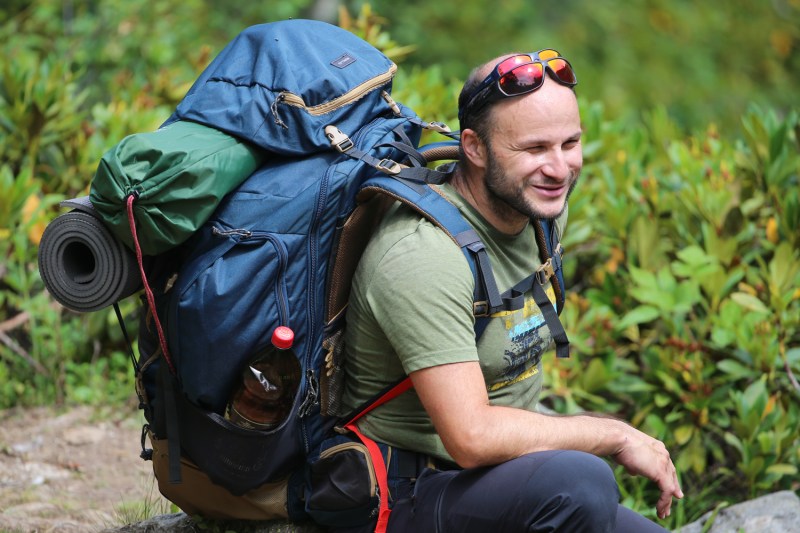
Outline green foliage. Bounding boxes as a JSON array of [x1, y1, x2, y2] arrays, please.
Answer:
[[361, 0, 800, 134], [544, 100, 800, 527], [1, 1, 798, 528]]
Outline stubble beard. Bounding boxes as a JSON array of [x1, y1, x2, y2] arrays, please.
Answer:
[[483, 147, 579, 222]]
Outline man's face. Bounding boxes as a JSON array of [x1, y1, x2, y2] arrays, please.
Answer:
[[480, 79, 583, 222]]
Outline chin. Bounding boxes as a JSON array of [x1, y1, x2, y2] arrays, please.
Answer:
[[529, 197, 567, 220]]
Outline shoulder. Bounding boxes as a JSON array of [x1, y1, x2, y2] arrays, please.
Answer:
[[361, 203, 470, 281], [351, 203, 476, 315]]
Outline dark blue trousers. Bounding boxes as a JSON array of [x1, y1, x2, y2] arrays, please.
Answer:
[[383, 449, 668, 533]]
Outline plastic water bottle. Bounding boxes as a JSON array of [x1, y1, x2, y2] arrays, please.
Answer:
[[226, 326, 301, 430]]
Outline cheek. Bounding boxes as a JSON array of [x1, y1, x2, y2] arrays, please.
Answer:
[[568, 148, 583, 170]]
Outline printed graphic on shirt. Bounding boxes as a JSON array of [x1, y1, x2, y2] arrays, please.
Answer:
[[488, 287, 556, 392]]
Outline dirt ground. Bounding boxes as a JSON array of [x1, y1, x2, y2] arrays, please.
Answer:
[[0, 405, 171, 533]]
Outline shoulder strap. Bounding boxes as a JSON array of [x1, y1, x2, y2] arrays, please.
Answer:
[[358, 173, 569, 358]]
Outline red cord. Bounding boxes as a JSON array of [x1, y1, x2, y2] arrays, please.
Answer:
[[126, 195, 176, 375]]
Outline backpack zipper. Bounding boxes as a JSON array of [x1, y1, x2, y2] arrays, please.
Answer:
[[277, 64, 397, 116], [211, 226, 291, 327]]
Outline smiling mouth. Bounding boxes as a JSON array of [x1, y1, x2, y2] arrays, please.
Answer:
[[533, 184, 567, 198]]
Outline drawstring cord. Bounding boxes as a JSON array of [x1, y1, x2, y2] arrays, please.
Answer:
[[126, 194, 176, 375]]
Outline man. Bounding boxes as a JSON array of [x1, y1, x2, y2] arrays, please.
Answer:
[[340, 50, 683, 532]]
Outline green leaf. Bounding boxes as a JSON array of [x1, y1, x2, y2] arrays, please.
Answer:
[[674, 424, 695, 446], [717, 359, 754, 380], [765, 464, 799, 476], [581, 358, 610, 393], [617, 305, 661, 330], [723, 432, 744, 456], [768, 242, 800, 296], [729, 292, 770, 315]]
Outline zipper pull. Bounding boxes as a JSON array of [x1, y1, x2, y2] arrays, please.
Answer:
[[212, 226, 253, 239], [381, 91, 402, 116], [270, 93, 289, 129], [298, 369, 319, 418]]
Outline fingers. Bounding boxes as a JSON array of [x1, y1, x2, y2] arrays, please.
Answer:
[[657, 489, 673, 519], [656, 454, 683, 519]]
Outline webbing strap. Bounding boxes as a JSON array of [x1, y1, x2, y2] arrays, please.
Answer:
[[328, 124, 452, 185], [531, 282, 570, 358], [343, 377, 413, 533]]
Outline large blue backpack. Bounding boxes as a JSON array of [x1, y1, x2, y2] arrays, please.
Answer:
[[131, 19, 569, 529]]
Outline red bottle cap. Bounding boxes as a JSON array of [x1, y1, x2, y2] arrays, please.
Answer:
[[271, 326, 294, 349]]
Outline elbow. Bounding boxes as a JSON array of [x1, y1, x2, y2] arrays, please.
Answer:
[[442, 424, 495, 469]]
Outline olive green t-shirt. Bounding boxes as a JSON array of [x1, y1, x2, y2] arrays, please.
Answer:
[[341, 182, 566, 462]]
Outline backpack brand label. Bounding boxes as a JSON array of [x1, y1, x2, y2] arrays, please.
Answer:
[[331, 53, 357, 69]]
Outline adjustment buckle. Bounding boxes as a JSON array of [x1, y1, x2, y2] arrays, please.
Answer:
[[425, 121, 452, 133], [325, 125, 354, 153], [472, 300, 490, 317], [376, 158, 403, 175], [535, 258, 555, 285]]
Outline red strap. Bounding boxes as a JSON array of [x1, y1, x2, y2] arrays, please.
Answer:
[[345, 421, 391, 533], [343, 377, 413, 533], [126, 195, 176, 375]]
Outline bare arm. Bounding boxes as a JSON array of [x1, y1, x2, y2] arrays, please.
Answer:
[[410, 360, 684, 519]]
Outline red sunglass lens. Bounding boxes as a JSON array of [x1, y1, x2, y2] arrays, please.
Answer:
[[496, 54, 533, 76], [499, 63, 544, 95], [547, 58, 576, 84]]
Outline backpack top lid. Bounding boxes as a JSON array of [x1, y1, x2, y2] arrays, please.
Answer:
[[167, 19, 398, 155]]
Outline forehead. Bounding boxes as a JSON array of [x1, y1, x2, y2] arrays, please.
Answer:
[[488, 80, 580, 142]]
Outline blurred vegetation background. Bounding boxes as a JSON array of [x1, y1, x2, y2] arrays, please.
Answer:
[[1, 0, 798, 529]]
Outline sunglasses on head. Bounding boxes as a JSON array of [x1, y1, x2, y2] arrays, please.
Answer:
[[458, 50, 578, 122]]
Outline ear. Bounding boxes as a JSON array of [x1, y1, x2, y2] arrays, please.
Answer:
[[460, 128, 488, 170]]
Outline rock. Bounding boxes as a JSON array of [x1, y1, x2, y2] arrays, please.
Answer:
[[676, 490, 800, 533], [101, 512, 325, 533]]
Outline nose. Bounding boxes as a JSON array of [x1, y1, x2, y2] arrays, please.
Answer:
[[541, 148, 570, 181]]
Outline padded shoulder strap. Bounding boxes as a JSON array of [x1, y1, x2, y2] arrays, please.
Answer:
[[357, 178, 503, 331], [357, 175, 569, 358]]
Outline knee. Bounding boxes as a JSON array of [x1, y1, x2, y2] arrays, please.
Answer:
[[527, 450, 619, 530]]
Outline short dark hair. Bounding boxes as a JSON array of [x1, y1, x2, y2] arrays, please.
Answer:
[[456, 64, 498, 168]]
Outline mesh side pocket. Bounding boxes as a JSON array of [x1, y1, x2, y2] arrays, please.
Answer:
[[320, 328, 346, 417]]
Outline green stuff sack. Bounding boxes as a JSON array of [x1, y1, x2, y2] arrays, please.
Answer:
[[89, 120, 266, 256]]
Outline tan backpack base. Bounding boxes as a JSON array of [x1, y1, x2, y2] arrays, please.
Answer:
[[150, 432, 290, 520]]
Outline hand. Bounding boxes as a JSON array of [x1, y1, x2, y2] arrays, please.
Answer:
[[611, 428, 683, 520]]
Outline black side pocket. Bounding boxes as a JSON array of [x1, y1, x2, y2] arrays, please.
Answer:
[[306, 434, 379, 527]]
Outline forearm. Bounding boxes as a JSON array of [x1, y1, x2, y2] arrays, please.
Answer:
[[441, 403, 631, 468], [411, 362, 631, 468]]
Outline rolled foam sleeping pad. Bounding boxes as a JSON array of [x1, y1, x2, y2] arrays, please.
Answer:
[[38, 196, 141, 312]]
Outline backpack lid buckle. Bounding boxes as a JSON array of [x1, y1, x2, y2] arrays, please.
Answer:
[[325, 125, 354, 153]]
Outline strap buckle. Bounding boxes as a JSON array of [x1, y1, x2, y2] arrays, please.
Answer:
[[325, 125, 354, 153], [535, 258, 555, 285], [376, 158, 403, 175], [472, 300, 490, 317], [424, 121, 452, 133]]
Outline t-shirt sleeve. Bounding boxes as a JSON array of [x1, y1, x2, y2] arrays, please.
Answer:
[[363, 219, 479, 374]]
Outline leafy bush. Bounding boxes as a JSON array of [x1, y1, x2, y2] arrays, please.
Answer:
[[0, 1, 797, 529], [542, 101, 800, 526]]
